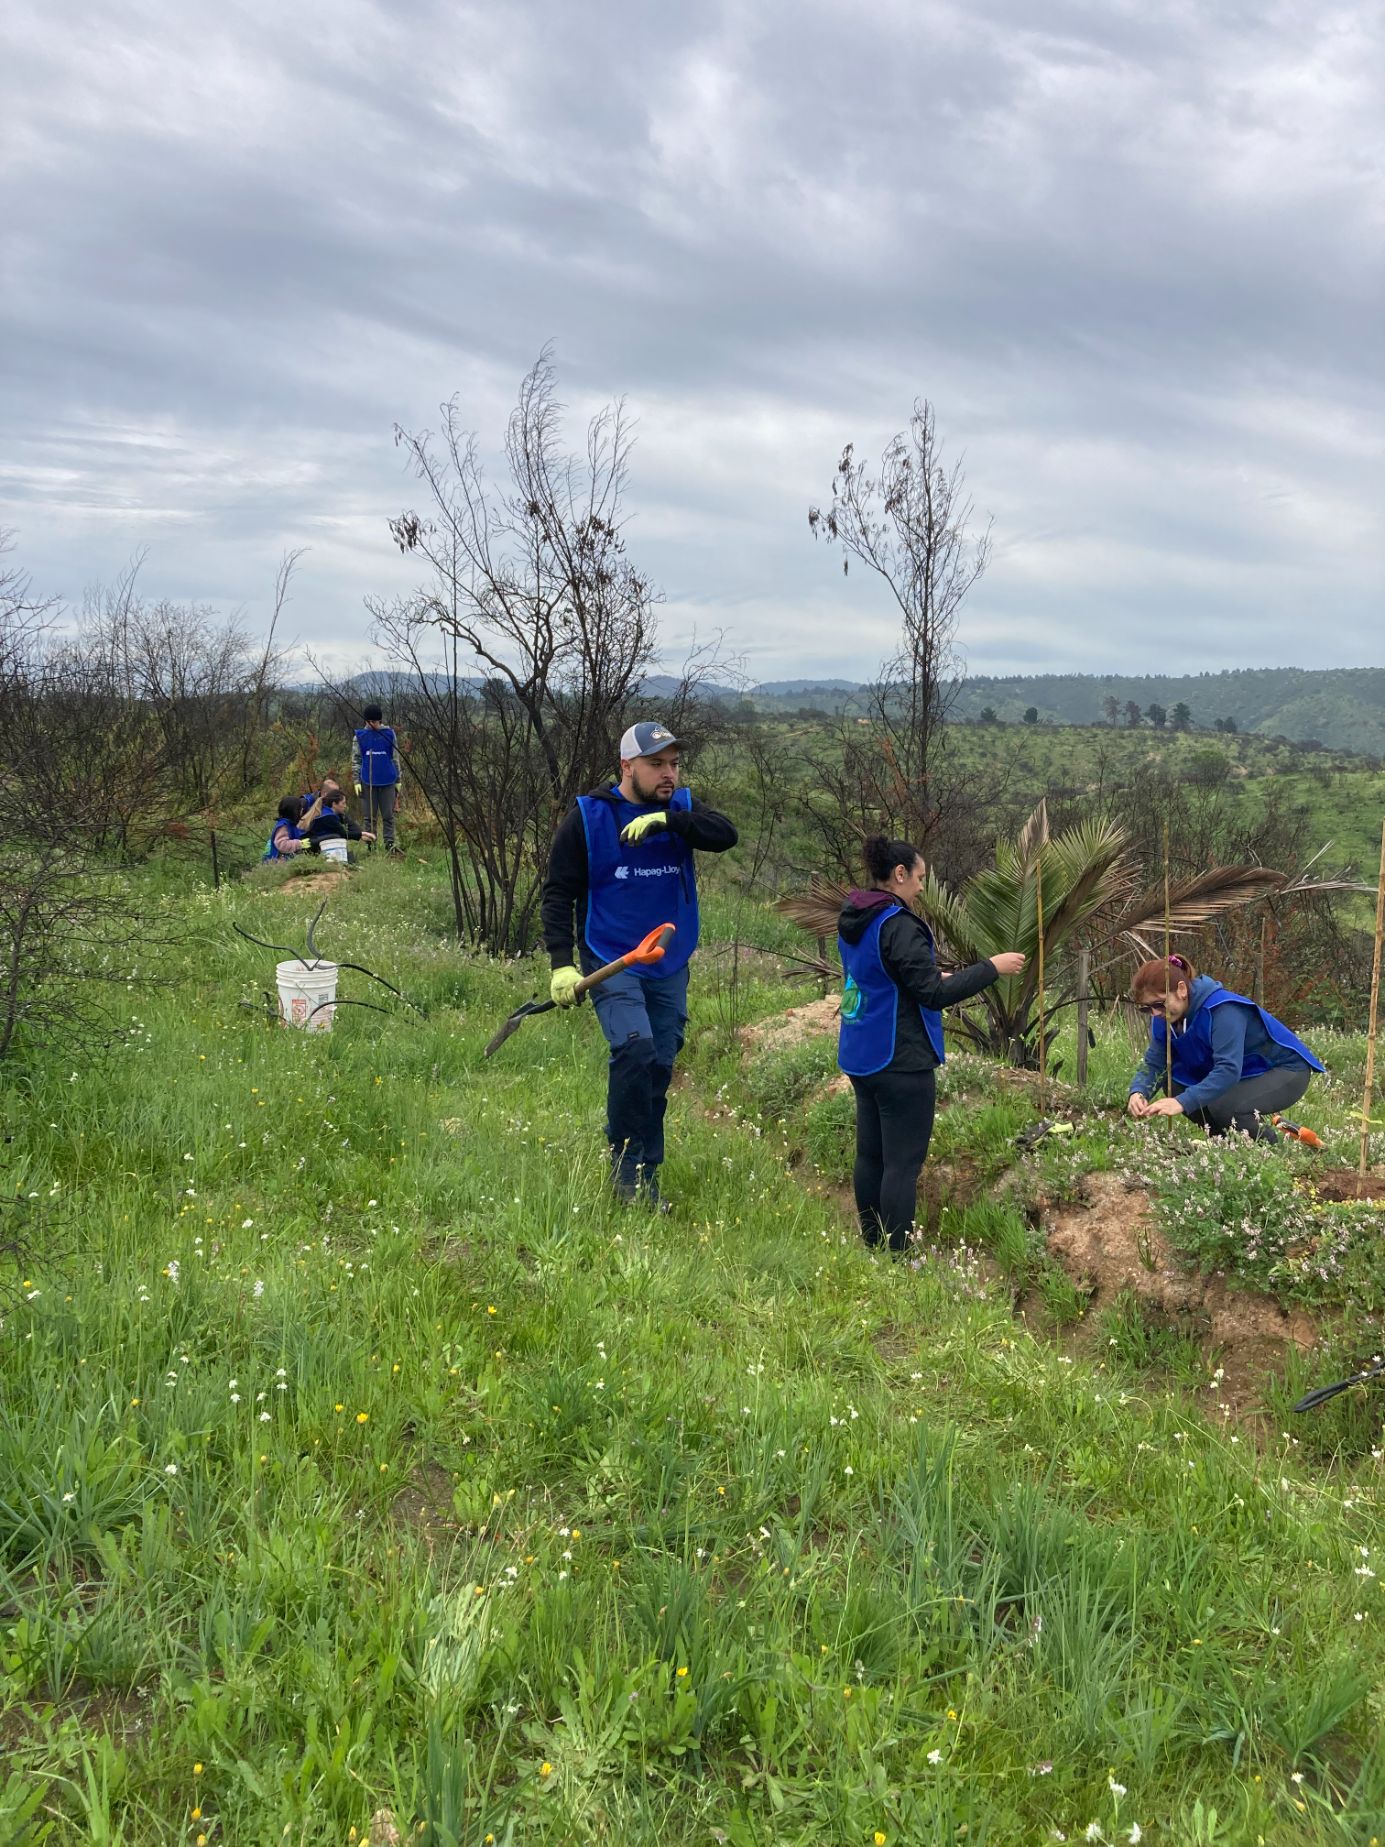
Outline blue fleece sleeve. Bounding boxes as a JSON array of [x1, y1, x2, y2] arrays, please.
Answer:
[[1175, 1006, 1249, 1114], [1129, 1037, 1167, 1099]]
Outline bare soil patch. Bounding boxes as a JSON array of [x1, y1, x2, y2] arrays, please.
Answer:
[[0, 1685, 150, 1752], [740, 995, 838, 1055], [1312, 1167, 1385, 1203], [1041, 1171, 1317, 1415], [390, 1461, 460, 1552], [274, 870, 350, 897]]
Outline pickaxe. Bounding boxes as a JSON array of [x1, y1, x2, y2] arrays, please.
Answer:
[[1292, 1355, 1385, 1412], [484, 924, 675, 1058]]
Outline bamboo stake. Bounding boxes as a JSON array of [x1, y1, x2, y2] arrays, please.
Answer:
[[1162, 818, 1173, 1110], [1359, 816, 1385, 1178], [1076, 944, 1090, 1089], [1255, 911, 1268, 1007], [1035, 846, 1046, 1111]]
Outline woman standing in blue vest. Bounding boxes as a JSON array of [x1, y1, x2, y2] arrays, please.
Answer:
[[541, 722, 737, 1207], [838, 836, 1025, 1253], [1127, 953, 1324, 1141], [351, 704, 401, 854]]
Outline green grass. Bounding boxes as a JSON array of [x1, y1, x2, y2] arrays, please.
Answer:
[[3, 861, 1385, 1842]]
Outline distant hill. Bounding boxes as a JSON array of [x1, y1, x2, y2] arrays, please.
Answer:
[[753, 678, 859, 696], [746, 667, 1385, 754], [315, 666, 1385, 755], [949, 669, 1385, 755]]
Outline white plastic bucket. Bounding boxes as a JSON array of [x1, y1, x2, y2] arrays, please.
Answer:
[[276, 960, 339, 1032], [319, 837, 349, 864]]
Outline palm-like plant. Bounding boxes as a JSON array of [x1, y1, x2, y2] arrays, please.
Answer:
[[777, 800, 1330, 1067]]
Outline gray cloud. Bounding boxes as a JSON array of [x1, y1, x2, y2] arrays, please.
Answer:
[[2, 0, 1381, 678]]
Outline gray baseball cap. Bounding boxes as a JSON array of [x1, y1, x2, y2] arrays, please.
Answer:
[[619, 721, 681, 759]]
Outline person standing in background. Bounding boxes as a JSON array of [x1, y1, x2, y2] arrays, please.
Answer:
[[352, 704, 401, 855]]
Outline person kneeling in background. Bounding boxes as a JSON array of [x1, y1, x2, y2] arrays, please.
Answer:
[[305, 788, 375, 858], [1126, 953, 1324, 1143], [264, 795, 308, 861]]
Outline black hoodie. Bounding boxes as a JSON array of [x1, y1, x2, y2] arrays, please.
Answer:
[[542, 785, 738, 969], [837, 888, 999, 1073]]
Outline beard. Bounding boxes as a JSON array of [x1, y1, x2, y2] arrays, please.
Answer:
[[630, 765, 677, 805]]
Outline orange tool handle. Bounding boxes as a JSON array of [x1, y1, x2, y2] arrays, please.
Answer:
[[575, 924, 675, 997]]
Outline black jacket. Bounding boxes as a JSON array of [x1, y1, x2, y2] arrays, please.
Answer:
[[837, 888, 998, 1073], [542, 785, 737, 969], [307, 810, 364, 848]]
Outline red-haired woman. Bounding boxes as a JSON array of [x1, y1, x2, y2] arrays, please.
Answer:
[[1127, 953, 1324, 1143]]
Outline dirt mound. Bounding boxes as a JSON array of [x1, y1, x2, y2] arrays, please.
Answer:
[[1043, 1171, 1317, 1414], [1312, 1167, 1385, 1203], [275, 870, 349, 896], [741, 994, 839, 1054]]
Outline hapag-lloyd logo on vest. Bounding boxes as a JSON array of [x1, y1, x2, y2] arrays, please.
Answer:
[[614, 863, 679, 880]]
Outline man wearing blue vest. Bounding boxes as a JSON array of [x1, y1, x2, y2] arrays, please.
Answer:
[[351, 704, 401, 854], [541, 722, 737, 1207]]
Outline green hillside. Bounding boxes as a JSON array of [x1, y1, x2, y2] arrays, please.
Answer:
[[952, 669, 1385, 754], [749, 669, 1385, 756]]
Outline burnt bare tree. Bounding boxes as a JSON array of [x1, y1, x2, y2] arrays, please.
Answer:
[[391, 351, 658, 801], [235, 549, 304, 797], [0, 536, 170, 1060], [384, 351, 714, 950], [807, 400, 991, 854], [356, 592, 551, 945]]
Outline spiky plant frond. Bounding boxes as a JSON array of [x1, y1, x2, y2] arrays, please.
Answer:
[[1115, 866, 1288, 950], [1015, 798, 1050, 869], [917, 870, 982, 964], [774, 874, 852, 940]]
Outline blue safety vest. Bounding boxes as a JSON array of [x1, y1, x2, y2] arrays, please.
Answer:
[[264, 820, 301, 861], [355, 726, 399, 786], [576, 788, 697, 978], [1154, 984, 1324, 1088], [837, 903, 945, 1076]]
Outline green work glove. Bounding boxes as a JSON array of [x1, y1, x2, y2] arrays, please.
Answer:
[[619, 812, 668, 845], [354, 782, 363, 796], [550, 965, 582, 1008]]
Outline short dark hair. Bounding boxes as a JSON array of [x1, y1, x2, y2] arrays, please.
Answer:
[[277, 795, 304, 824], [863, 834, 923, 883], [362, 703, 384, 722]]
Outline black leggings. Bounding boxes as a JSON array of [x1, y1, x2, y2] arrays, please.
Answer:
[[1178, 1065, 1312, 1142], [849, 1068, 936, 1252]]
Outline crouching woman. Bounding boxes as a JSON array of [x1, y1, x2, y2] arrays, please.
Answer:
[[837, 835, 1025, 1253], [1127, 953, 1324, 1142]]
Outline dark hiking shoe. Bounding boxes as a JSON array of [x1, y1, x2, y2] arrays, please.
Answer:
[[611, 1167, 671, 1213]]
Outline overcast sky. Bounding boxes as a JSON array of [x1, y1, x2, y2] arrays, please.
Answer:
[[2, 0, 1382, 682]]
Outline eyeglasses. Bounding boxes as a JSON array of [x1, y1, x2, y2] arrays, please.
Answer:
[[1136, 1000, 1168, 1015]]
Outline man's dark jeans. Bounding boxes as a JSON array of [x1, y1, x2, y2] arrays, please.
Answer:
[[585, 962, 690, 1193], [362, 783, 397, 850]]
